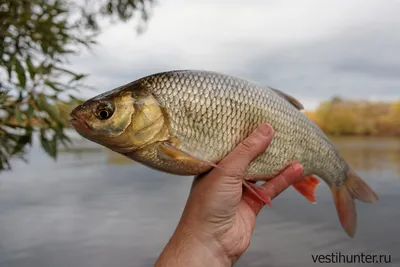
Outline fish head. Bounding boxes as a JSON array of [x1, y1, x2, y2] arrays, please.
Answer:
[[69, 83, 168, 154]]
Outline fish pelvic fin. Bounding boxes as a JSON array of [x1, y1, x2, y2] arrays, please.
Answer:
[[242, 180, 272, 207], [329, 169, 378, 238], [292, 175, 320, 203]]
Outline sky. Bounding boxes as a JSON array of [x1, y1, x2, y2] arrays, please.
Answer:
[[69, 0, 400, 111]]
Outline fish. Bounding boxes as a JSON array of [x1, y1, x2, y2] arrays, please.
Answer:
[[69, 70, 378, 237]]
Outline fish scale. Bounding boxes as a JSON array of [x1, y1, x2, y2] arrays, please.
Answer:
[[140, 70, 344, 184]]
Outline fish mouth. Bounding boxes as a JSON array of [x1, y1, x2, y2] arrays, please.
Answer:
[[69, 113, 92, 132]]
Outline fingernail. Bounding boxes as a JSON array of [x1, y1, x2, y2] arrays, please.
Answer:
[[257, 123, 273, 137], [293, 163, 304, 173]]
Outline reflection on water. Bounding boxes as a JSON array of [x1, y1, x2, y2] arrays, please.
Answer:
[[331, 137, 400, 177], [0, 135, 399, 267]]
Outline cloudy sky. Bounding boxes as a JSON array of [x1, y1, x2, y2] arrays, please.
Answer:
[[70, 0, 400, 110]]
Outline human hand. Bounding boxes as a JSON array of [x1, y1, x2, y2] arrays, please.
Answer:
[[155, 123, 304, 267]]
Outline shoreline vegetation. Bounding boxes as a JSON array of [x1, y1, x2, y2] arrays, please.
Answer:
[[3, 97, 400, 137], [303, 97, 400, 137]]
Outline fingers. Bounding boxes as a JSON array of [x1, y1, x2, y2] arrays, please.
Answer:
[[214, 123, 274, 180], [261, 163, 304, 199], [243, 162, 304, 215]]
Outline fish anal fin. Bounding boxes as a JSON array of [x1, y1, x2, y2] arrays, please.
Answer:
[[270, 87, 304, 110], [292, 175, 320, 203], [329, 169, 378, 238]]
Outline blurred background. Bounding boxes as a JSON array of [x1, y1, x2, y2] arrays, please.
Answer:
[[0, 0, 399, 266]]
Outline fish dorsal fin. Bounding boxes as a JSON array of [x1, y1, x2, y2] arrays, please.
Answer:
[[269, 87, 304, 110]]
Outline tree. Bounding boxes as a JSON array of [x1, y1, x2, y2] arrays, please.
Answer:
[[0, 0, 154, 171], [312, 97, 399, 137], [389, 100, 400, 134], [314, 100, 333, 133]]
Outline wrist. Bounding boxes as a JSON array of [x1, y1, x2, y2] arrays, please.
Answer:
[[155, 222, 231, 267]]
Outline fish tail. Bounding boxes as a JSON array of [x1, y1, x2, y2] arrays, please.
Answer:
[[330, 169, 378, 237]]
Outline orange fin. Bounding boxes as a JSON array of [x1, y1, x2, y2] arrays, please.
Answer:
[[158, 141, 219, 168], [242, 180, 272, 207], [330, 169, 378, 238], [292, 175, 320, 203]]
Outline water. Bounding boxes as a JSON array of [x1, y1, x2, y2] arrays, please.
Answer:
[[0, 135, 399, 267]]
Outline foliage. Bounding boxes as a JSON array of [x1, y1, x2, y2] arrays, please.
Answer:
[[0, 0, 154, 171], [305, 97, 400, 137]]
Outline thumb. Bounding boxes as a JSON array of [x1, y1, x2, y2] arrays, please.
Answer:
[[212, 123, 274, 183]]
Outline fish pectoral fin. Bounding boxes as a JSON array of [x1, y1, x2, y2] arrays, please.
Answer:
[[292, 175, 320, 203], [269, 87, 304, 110], [158, 140, 219, 168]]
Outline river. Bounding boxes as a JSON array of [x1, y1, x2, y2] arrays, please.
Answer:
[[0, 134, 399, 267]]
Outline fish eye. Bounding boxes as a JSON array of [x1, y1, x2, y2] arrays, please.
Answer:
[[95, 102, 114, 120]]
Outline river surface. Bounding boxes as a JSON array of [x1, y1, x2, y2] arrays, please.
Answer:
[[0, 135, 399, 267]]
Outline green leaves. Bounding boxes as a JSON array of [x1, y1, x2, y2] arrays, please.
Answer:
[[36, 94, 63, 125], [0, 0, 154, 172], [0, 126, 32, 171], [44, 80, 63, 92], [14, 58, 27, 89], [14, 107, 24, 124], [26, 56, 36, 80], [0, 90, 9, 105], [26, 104, 34, 121], [40, 129, 57, 159]]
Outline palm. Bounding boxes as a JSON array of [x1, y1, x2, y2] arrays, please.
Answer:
[[155, 125, 303, 266], [216, 193, 263, 263], [187, 159, 302, 263]]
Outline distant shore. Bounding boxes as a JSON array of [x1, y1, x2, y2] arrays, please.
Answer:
[[303, 98, 400, 137]]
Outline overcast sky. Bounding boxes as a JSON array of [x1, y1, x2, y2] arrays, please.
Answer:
[[70, 0, 400, 110]]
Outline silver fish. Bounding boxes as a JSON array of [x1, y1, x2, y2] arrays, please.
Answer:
[[70, 70, 378, 237]]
